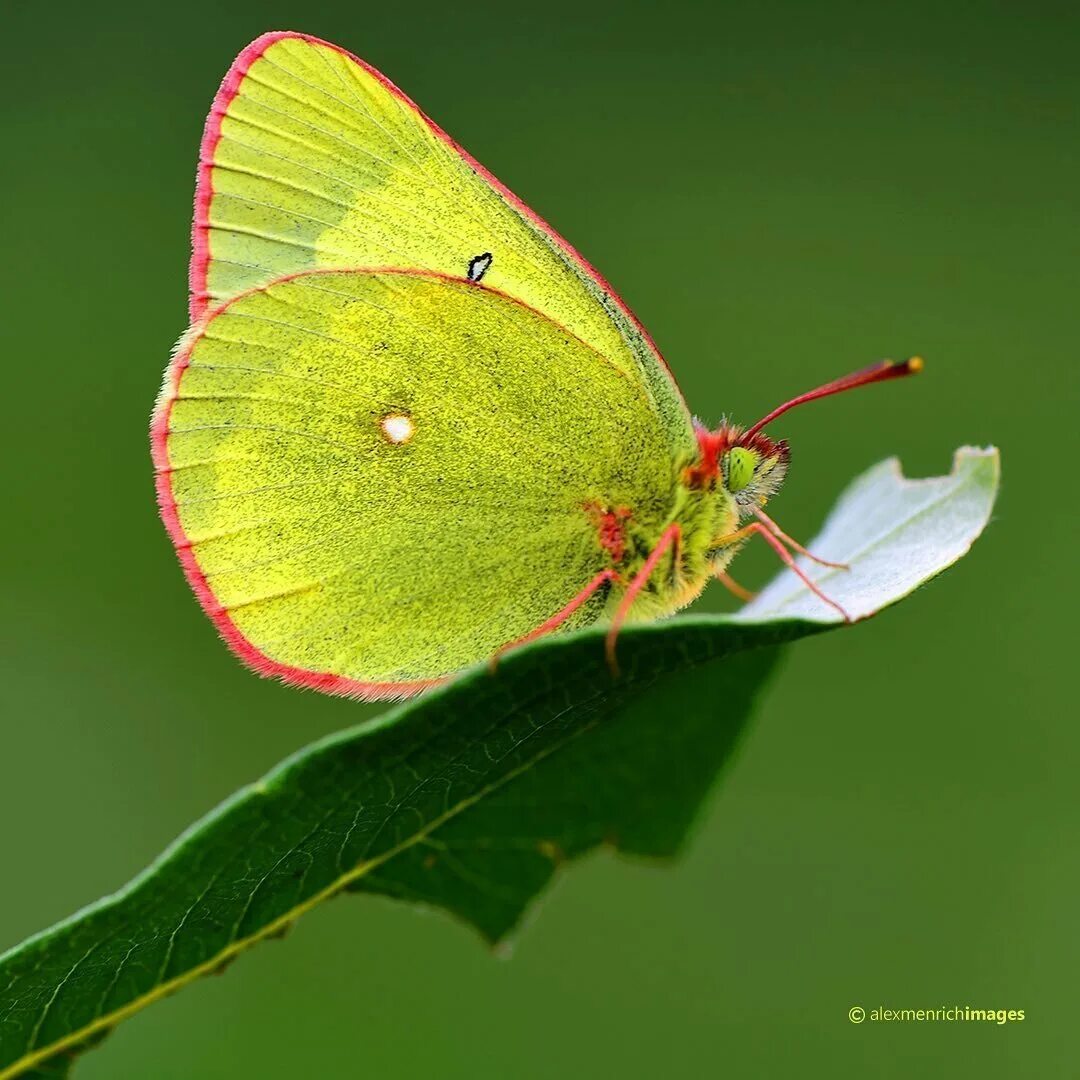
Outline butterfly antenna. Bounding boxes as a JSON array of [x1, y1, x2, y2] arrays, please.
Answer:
[[741, 357, 923, 442]]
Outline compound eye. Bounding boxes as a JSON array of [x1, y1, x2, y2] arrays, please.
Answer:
[[725, 447, 758, 493]]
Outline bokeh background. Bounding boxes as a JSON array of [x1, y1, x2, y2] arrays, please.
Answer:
[[2, 1, 1076, 1076]]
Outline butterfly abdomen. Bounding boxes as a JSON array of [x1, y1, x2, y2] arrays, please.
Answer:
[[583, 476, 737, 623]]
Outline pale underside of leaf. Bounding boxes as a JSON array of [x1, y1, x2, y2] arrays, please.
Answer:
[[740, 446, 999, 623]]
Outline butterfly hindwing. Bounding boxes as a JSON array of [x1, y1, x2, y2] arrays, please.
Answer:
[[155, 270, 678, 695]]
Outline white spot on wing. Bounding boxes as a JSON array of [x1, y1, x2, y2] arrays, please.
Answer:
[[380, 413, 414, 444]]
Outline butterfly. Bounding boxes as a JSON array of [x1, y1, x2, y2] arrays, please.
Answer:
[[152, 32, 921, 700]]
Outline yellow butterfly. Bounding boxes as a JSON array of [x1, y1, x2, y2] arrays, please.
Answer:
[[153, 32, 920, 699]]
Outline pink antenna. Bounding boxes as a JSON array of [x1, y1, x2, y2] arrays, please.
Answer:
[[741, 357, 923, 443]]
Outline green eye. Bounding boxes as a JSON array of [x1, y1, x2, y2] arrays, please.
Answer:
[[726, 447, 758, 493]]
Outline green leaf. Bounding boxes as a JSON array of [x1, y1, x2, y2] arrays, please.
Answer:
[[0, 447, 998, 1080]]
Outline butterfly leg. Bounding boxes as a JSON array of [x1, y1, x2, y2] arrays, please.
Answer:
[[714, 569, 757, 603], [489, 568, 619, 672], [718, 522, 851, 621], [751, 506, 849, 569], [605, 522, 682, 676]]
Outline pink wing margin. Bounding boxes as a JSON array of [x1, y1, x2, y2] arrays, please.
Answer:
[[188, 30, 681, 395]]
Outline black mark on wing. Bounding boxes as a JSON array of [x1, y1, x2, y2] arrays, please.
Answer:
[[467, 252, 493, 282]]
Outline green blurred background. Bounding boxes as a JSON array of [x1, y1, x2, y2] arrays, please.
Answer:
[[2, 0, 1075, 1075]]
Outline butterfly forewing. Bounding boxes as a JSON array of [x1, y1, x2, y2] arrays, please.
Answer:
[[193, 32, 693, 451]]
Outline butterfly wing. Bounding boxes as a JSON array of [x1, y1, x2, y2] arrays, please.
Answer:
[[154, 270, 679, 697], [191, 31, 693, 456]]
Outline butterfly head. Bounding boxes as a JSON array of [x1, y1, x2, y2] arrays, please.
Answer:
[[720, 430, 790, 512], [686, 423, 789, 517]]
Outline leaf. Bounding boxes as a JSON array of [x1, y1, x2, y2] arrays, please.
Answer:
[[0, 447, 998, 1080], [739, 446, 1001, 622]]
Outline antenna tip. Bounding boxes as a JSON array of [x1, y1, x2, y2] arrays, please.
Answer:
[[906, 356, 925, 373]]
